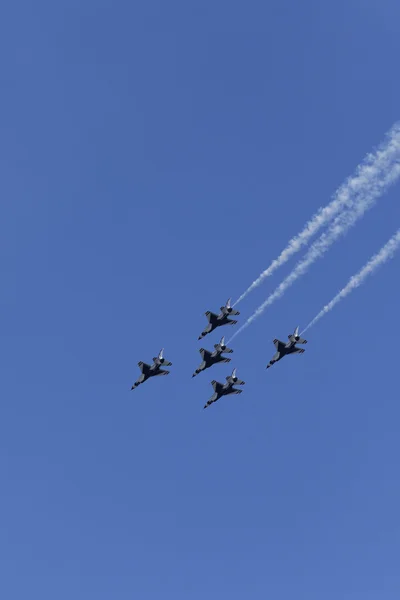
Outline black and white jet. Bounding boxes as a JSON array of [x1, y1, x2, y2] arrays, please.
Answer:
[[192, 336, 233, 378], [198, 298, 239, 340], [203, 368, 245, 409], [266, 326, 307, 369], [131, 348, 172, 390]]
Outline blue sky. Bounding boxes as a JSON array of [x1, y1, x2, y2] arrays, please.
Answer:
[[1, 1, 400, 598]]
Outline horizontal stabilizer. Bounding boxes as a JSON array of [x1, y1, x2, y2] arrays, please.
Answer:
[[153, 357, 172, 366], [214, 345, 233, 354]]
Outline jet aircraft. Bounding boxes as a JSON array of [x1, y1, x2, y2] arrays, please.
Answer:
[[131, 348, 172, 390], [203, 368, 245, 409], [198, 298, 239, 340], [192, 336, 233, 378], [266, 326, 307, 369]]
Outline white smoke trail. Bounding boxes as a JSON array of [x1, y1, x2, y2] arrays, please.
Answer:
[[302, 228, 400, 333], [234, 122, 400, 306], [229, 160, 400, 342]]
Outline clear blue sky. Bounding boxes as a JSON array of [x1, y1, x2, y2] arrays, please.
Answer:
[[1, 1, 400, 598]]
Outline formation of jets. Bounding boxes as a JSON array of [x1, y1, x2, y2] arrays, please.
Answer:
[[131, 298, 308, 409]]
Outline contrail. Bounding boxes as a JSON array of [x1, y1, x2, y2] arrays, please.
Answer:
[[229, 159, 400, 341], [302, 228, 400, 333], [234, 122, 400, 306]]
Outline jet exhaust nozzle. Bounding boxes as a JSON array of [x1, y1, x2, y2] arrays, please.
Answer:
[[225, 298, 232, 313]]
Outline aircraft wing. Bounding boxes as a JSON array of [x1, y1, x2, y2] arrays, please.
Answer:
[[220, 317, 237, 324], [138, 361, 151, 373], [287, 347, 305, 355], [206, 311, 218, 322], [153, 368, 170, 376], [226, 388, 242, 395], [211, 380, 224, 393], [273, 339, 286, 351], [200, 348, 212, 359]]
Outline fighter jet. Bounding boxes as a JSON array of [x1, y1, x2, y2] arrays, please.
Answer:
[[192, 336, 233, 378], [266, 326, 307, 369], [198, 298, 239, 340], [203, 368, 245, 409], [131, 348, 172, 390]]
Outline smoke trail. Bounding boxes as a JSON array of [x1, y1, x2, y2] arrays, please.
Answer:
[[234, 122, 400, 306], [229, 160, 400, 342], [302, 229, 400, 333]]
